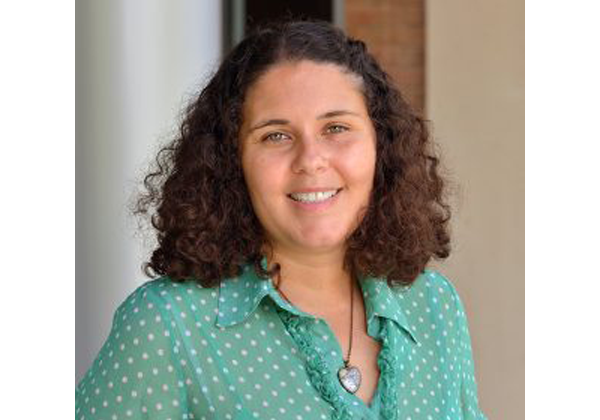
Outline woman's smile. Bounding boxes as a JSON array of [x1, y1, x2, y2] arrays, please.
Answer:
[[287, 187, 344, 211]]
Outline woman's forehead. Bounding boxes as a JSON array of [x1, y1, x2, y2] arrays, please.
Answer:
[[242, 60, 367, 123]]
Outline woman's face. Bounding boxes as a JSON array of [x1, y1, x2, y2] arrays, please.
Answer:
[[240, 60, 377, 256]]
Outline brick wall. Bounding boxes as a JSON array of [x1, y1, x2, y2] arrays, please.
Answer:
[[345, 0, 425, 114]]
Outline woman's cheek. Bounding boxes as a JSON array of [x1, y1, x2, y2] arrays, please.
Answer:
[[341, 140, 376, 177]]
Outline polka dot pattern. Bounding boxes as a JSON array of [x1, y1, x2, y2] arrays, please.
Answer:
[[76, 262, 486, 419]]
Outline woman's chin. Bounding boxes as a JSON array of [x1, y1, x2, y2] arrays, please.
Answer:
[[291, 231, 349, 252]]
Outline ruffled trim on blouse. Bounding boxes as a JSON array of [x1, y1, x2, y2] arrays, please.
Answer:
[[276, 309, 353, 420], [377, 318, 400, 420], [277, 307, 403, 420]]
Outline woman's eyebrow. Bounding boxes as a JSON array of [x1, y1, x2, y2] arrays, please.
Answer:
[[248, 110, 360, 133], [248, 118, 290, 133], [316, 109, 360, 120]]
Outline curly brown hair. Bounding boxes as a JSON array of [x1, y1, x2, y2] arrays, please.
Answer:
[[134, 19, 451, 288]]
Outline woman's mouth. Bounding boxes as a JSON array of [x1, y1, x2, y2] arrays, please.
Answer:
[[288, 188, 342, 203]]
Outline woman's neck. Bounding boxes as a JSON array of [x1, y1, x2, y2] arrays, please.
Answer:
[[265, 246, 356, 314]]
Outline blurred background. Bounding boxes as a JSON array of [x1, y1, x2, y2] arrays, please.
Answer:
[[76, 1, 524, 418]]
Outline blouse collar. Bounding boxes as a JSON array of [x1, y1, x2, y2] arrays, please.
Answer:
[[215, 257, 419, 345]]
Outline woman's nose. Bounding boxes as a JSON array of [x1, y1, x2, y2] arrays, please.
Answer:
[[290, 136, 329, 175]]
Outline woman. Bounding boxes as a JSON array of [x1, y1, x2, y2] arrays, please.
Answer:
[[76, 20, 486, 420]]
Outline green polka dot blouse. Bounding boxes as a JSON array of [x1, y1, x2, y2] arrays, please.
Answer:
[[76, 261, 487, 419]]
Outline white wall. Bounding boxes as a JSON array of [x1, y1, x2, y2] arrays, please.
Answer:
[[426, 1, 525, 419], [76, 0, 222, 383]]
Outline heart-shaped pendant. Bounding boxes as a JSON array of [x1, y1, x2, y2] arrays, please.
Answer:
[[338, 365, 362, 394]]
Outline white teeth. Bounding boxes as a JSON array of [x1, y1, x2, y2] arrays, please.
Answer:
[[290, 189, 339, 203]]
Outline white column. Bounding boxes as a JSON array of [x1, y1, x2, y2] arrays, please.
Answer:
[[76, 0, 222, 383]]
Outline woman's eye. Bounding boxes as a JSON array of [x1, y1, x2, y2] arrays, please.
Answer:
[[326, 124, 349, 134], [263, 132, 290, 143]]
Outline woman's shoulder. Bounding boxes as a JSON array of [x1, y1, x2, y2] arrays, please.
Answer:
[[133, 276, 220, 299], [410, 268, 462, 297], [390, 269, 468, 328], [112, 276, 221, 326]]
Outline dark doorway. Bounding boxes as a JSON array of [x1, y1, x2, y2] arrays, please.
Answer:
[[246, 0, 332, 31], [223, 0, 341, 54]]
